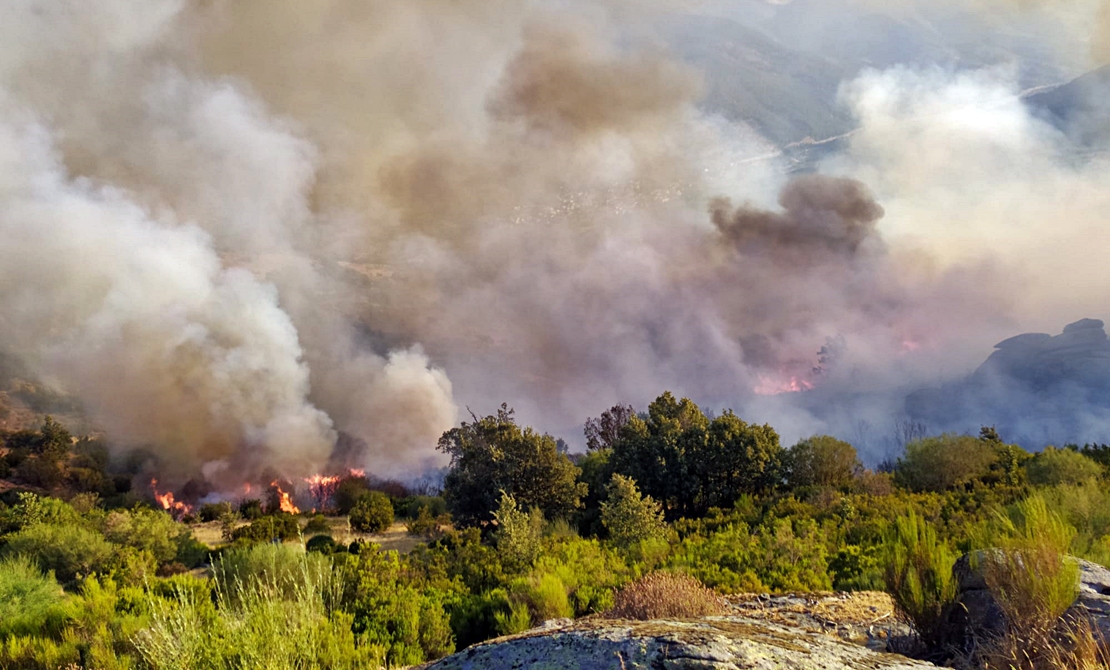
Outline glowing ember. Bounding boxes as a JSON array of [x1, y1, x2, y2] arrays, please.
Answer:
[[270, 481, 300, 514], [149, 478, 193, 517], [754, 374, 815, 396]]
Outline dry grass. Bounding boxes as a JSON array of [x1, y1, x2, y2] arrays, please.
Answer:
[[606, 572, 727, 620], [972, 615, 1110, 670]]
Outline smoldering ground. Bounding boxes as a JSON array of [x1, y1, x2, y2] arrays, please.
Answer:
[[0, 0, 1107, 484]]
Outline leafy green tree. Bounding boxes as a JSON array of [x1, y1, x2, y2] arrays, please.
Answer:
[[1025, 446, 1102, 487], [438, 405, 585, 529], [895, 434, 998, 492], [599, 474, 667, 548], [492, 492, 543, 571], [610, 392, 782, 517], [1, 522, 115, 586], [785, 435, 860, 490], [349, 491, 394, 533]]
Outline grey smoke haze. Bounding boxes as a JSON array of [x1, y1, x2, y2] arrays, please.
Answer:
[[0, 0, 1107, 482]]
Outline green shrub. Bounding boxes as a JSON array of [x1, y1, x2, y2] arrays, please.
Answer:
[[882, 511, 958, 649], [230, 514, 300, 544], [306, 535, 338, 554], [599, 474, 668, 549], [0, 556, 68, 638], [1026, 447, 1102, 487], [198, 502, 234, 522], [213, 543, 332, 609], [406, 506, 442, 538], [2, 522, 115, 586], [239, 498, 264, 520], [104, 507, 189, 564], [786, 435, 860, 490], [896, 435, 997, 492], [304, 514, 331, 535], [492, 492, 543, 572], [979, 496, 1079, 633], [349, 492, 394, 533]]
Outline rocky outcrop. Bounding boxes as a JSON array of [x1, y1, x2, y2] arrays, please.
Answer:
[[954, 553, 1110, 640], [424, 614, 934, 670], [906, 318, 1110, 445]]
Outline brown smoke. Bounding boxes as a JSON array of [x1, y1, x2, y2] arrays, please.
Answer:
[[710, 176, 885, 262], [0, 0, 1104, 477]]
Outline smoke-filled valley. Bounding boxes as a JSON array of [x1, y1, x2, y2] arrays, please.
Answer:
[[1, 0, 1110, 493]]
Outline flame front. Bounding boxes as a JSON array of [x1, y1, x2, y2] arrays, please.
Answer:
[[270, 481, 300, 514], [150, 479, 193, 517]]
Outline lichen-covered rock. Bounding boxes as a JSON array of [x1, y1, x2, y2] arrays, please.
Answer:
[[423, 617, 936, 670]]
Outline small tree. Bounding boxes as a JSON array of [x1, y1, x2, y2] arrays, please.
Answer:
[[785, 435, 860, 490], [349, 491, 394, 533], [439, 405, 585, 529], [600, 474, 667, 548], [492, 492, 542, 571], [1025, 447, 1102, 487]]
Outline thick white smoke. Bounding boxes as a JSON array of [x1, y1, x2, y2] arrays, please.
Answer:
[[1, 0, 1107, 477]]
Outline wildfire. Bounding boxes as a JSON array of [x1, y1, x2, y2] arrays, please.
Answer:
[[150, 479, 193, 517], [304, 474, 341, 511], [270, 481, 300, 514], [754, 373, 815, 396], [348, 468, 366, 478]]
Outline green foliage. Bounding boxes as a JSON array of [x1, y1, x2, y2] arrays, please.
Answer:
[[439, 404, 585, 529], [332, 476, 371, 515], [213, 543, 333, 609], [492, 492, 543, 572], [406, 506, 442, 538], [304, 514, 331, 535], [333, 546, 456, 665], [306, 535, 338, 554], [198, 502, 234, 523], [104, 506, 191, 564], [238, 499, 264, 520], [786, 435, 860, 490], [882, 511, 958, 649], [2, 521, 116, 586], [229, 514, 300, 544], [1025, 446, 1102, 487], [0, 556, 68, 639], [609, 393, 782, 518], [349, 491, 394, 533], [978, 496, 1079, 631], [896, 434, 1002, 492], [600, 474, 668, 549]]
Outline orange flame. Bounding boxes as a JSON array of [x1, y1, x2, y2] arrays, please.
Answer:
[[270, 481, 300, 515], [149, 479, 193, 517], [754, 373, 815, 396], [348, 468, 366, 478]]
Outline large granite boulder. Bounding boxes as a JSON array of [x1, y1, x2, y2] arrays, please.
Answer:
[[423, 616, 936, 670], [953, 552, 1110, 641], [906, 318, 1110, 445]]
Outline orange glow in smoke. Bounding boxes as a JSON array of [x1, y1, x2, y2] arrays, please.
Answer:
[[754, 373, 815, 396]]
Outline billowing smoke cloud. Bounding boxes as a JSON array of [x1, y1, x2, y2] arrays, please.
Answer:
[[1, 0, 1107, 482]]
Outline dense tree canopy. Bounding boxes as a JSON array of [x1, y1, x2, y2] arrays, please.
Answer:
[[438, 405, 585, 529], [607, 392, 782, 518], [785, 435, 860, 490]]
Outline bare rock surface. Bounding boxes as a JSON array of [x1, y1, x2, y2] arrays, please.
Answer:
[[423, 612, 934, 670]]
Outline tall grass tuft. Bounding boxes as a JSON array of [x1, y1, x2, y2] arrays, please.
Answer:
[[882, 511, 958, 651], [973, 495, 1086, 670], [134, 544, 377, 670]]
